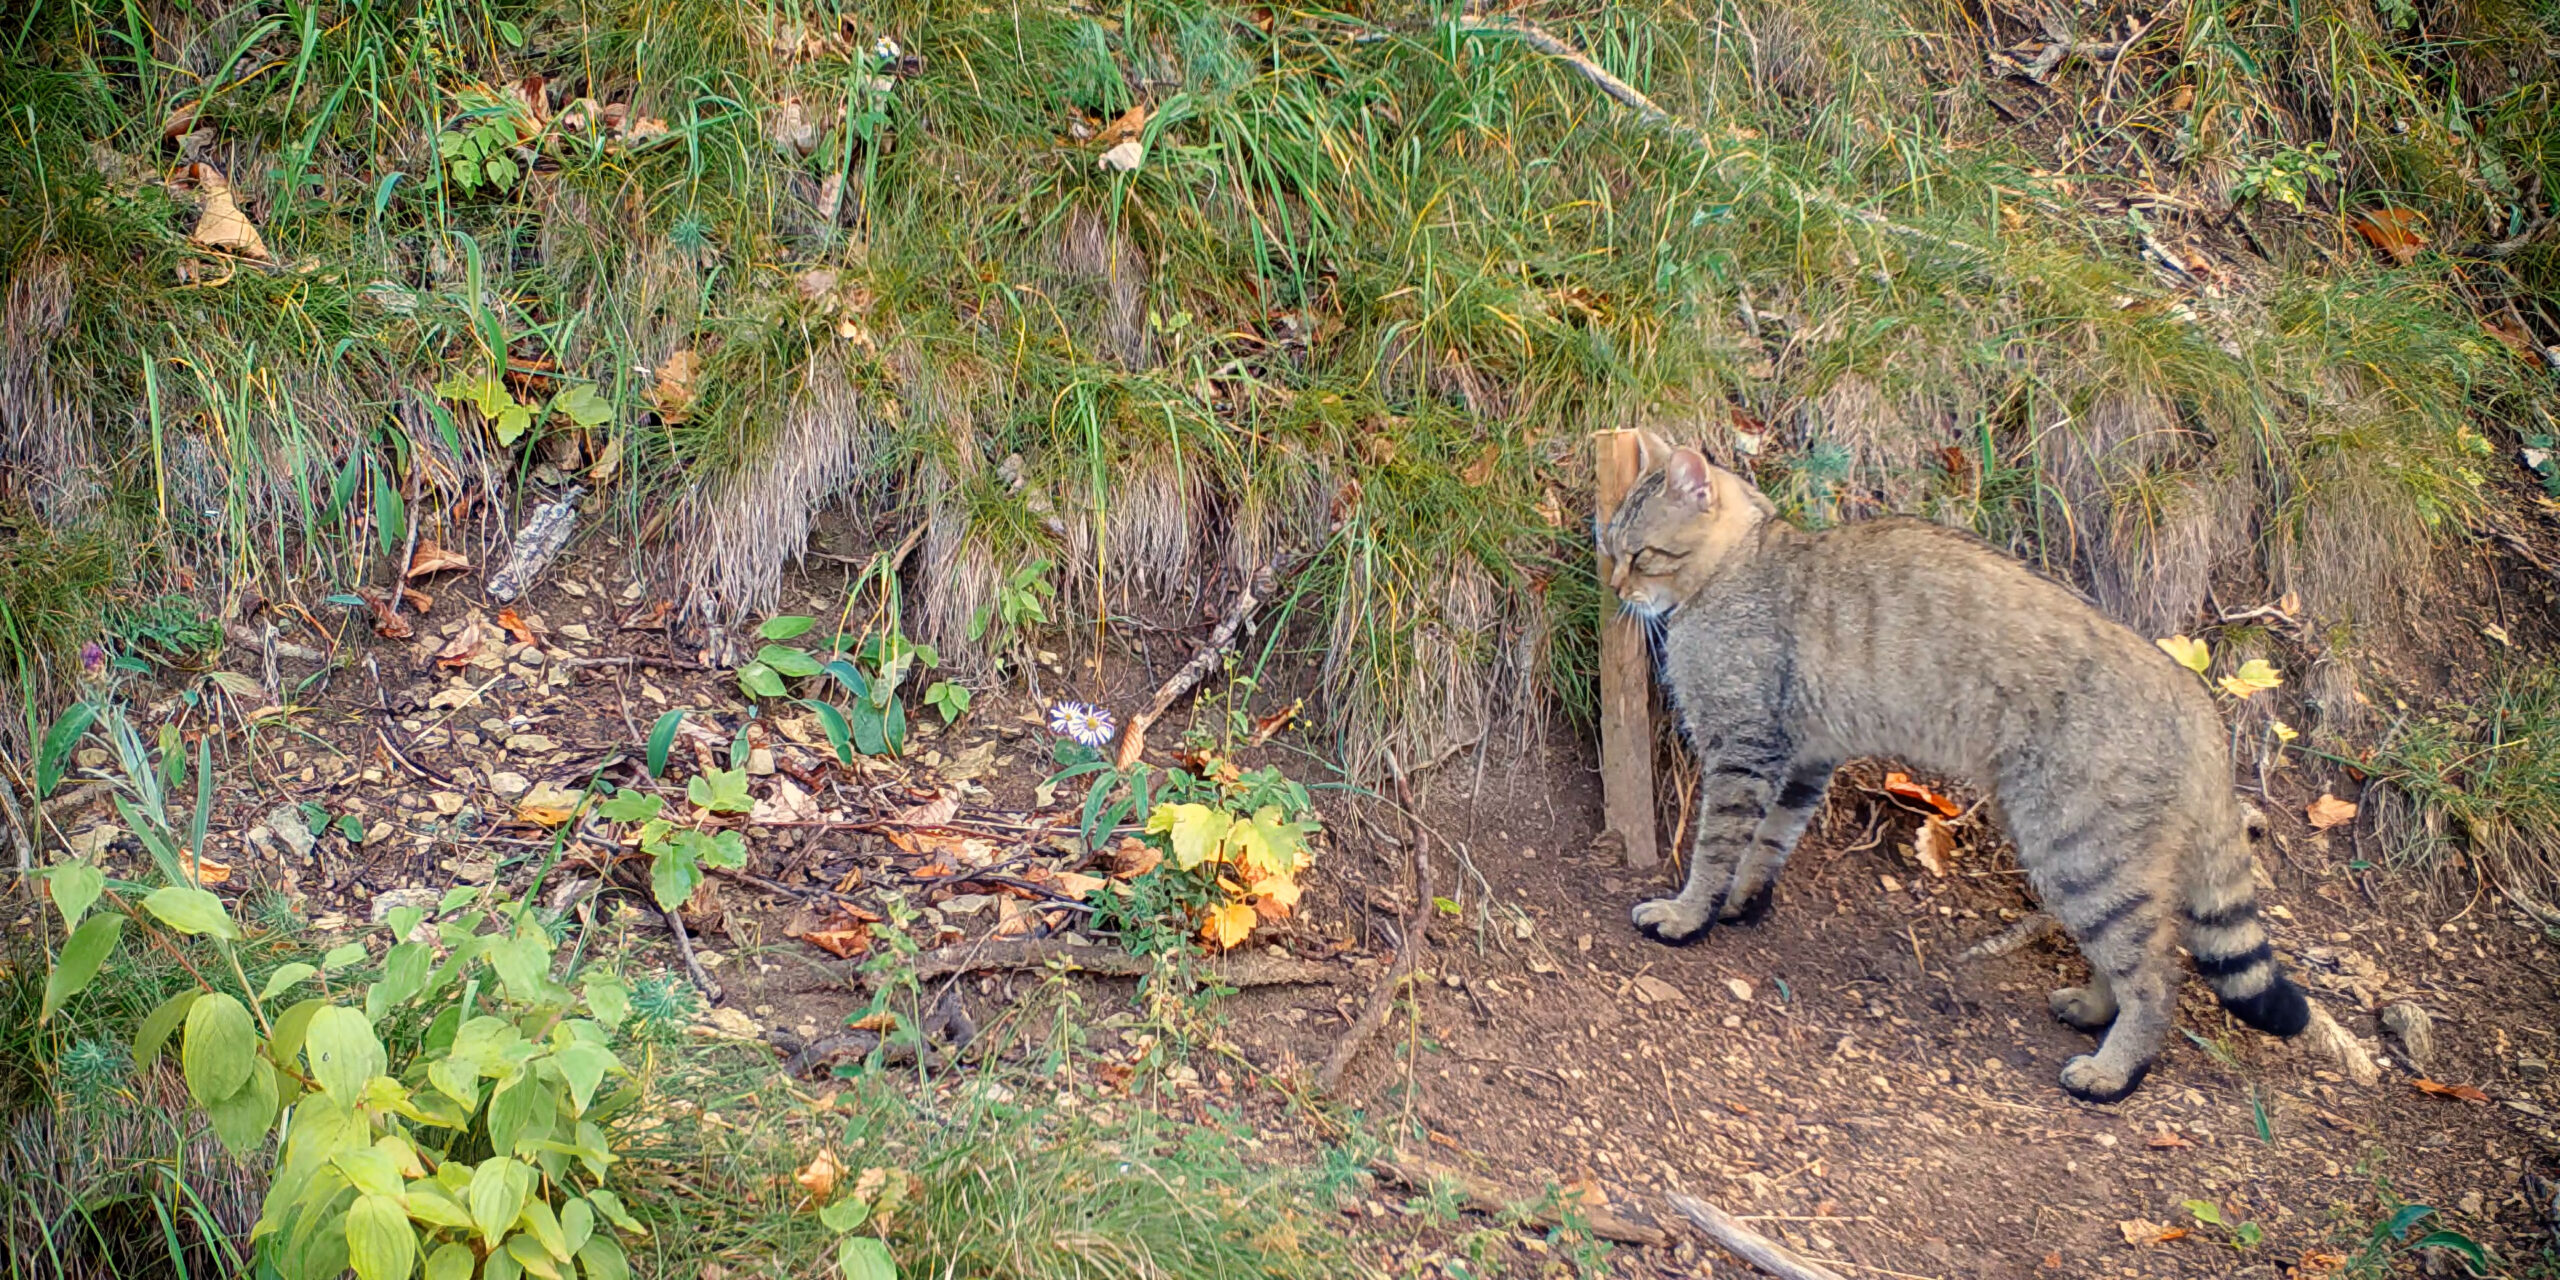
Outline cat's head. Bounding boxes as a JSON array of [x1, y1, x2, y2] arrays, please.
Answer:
[[1596, 432, 1773, 616]]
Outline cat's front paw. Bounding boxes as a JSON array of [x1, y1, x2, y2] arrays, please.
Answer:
[[1632, 896, 1715, 946], [2058, 1054, 2149, 1104]]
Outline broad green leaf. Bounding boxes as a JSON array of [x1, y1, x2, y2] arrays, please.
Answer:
[[576, 1234, 631, 1280], [266, 998, 328, 1069], [337, 814, 366, 843], [837, 1236, 897, 1280], [823, 659, 869, 699], [1149, 803, 1229, 871], [1229, 806, 1310, 879], [583, 975, 631, 1029], [737, 662, 787, 698], [484, 1242, 525, 1280], [2386, 1205, 2438, 1241], [425, 1243, 476, 1280], [494, 402, 534, 446], [261, 963, 319, 1002], [558, 1198, 595, 1258], [686, 767, 754, 813], [850, 700, 887, 756], [471, 1159, 532, 1247], [550, 383, 615, 429], [883, 696, 907, 754], [41, 912, 125, 1022], [2410, 1230, 2489, 1271], [205, 1058, 280, 1154], [334, 1144, 404, 1197], [428, 1054, 483, 1110], [346, 1191, 418, 1280], [305, 1006, 388, 1103], [553, 1040, 618, 1115], [183, 993, 259, 1105], [650, 844, 701, 912], [321, 942, 369, 971], [757, 644, 823, 677], [507, 1232, 561, 1280], [488, 1070, 557, 1156], [760, 615, 818, 640], [802, 699, 854, 765], [518, 1196, 571, 1261], [2155, 634, 2211, 674], [585, 1190, 645, 1235], [2182, 1199, 2225, 1227], [646, 710, 686, 777], [142, 885, 240, 938], [488, 931, 553, 1002], [47, 861, 103, 930], [133, 989, 204, 1068], [819, 1196, 871, 1232], [406, 1184, 474, 1231], [697, 829, 748, 870], [597, 789, 663, 823], [36, 702, 99, 797]]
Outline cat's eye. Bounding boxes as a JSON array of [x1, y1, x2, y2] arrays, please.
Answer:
[[1631, 547, 1686, 574]]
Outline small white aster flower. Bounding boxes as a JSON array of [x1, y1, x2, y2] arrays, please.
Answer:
[[872, 36, 902, 62], [1049, 701, 1116, 747]]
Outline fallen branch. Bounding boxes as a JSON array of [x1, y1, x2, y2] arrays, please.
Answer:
[[662, 903, 725, 1004], [1665, 1192, 1851, 1280], [807, 937, 1344, 990], [488, 485, 586, 603], [1320, 747, 1433, 1095], [1373, 1152, 1669, 1247], [1114, 554, 1296, 768], [1956, 911, 2060, 962], [223, 621, 328, 664]]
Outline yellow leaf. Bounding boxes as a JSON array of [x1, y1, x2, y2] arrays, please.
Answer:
[[1228, 806, 1309, 880], [2155, 635, 2211, 675], [2270, 719, 2299, 743], [1147, 804, 1229, 871], [2218, 658, 2283, 698], [1200, 901, 1257, 950], [179, 164, 272, 261], [2306, 793, 2358, 830], [1254, 872, 1303, 909], [795, 1149, 842, 1198]]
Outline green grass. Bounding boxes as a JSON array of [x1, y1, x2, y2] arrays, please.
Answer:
[[0, 0, 2554, 784], [2371, 655, 2560, 901]]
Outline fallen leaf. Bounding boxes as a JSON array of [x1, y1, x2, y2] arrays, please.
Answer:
[[2483, 314, 2547, 367], [175, 163, 272, 261], [2295, 1250, 2346, 1276], [1051, 871, 1108, 901], [1461, 443, 1501, 486], [649, 349, 700, 423], [795, 1149, 843, 1198], [2218, 658, 2283, 698], [436, 618, 488, 668], [2351, 207, 2427, 266], [405, 542, 470, 579], [1108, 837, 1163, 879], [895, 794, 959, 827], [2155, 634, 2212, 675], [2306, 794, 2358, 830], [1096, 103, 1149, 145], [1630, 974, 1683, 1005], [2146, 1131, 2195, 1149], [183, 850, 231, 885], [399, 587, 433, 613], [495, 607, 538, 645], [992, 896, 1034, 938], [585, 436, 623, 483], [768, 95, 820, 158], [1882, 772, 1963, 818], [1097, 140, 1144, 173], [2118, 1219, 2188, 1246], [2412, 1078, 2491, 1104], [1914, 816, 1959, 877], [357, 589, 413, 640], [805, 927, 871, 958]]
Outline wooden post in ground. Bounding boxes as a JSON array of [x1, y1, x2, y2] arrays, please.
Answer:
[[1595, 431, 1658, 871]]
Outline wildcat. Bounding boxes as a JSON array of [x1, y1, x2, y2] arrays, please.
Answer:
[[1597, 433, 2310, 1102]]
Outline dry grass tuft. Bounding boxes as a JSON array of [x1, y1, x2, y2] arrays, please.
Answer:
[[681, 355, 880, 616], [2, 257, 99, 519]]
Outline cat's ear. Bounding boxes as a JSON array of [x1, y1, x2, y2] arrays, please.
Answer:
[[1665, 447, 1715, 507], [1634, 429, 1681, 473]]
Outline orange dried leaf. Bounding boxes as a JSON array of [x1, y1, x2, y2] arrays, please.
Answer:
[[407, 541, 471, 578], [896, 794, 959, 827], [1108, 837, 1163, 879], [184, 850, 232, 886], [2350, 208, 2427, 265], [2146, 1131, 2194, 1149], [358, 589, 413, 640], [848, 1012, 899, 1033], [1913, 816, 1958, 877], [2412, 1078, 2490, 1104], [1096, 103, 1149, 145], [794, 1149, 842, 1198], [515, 803, 577, 828], [2306, 794, 2358, 830], [805, 927, 871, 958], [495, 607, 539, 645], [1883, 771, 1963, 818], [1201, 900, 1258, 949]]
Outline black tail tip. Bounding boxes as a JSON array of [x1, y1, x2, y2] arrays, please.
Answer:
[[2222, 976, 2312, 1037]]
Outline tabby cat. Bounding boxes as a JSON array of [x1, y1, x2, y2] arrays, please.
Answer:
[[1598, 434, 2310, 1102]]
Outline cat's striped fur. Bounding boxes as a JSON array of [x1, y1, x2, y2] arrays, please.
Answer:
[[1598, 436, 2309, 1102]]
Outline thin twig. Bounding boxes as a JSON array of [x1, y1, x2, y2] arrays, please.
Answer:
[[1113, 553, 1299, 768], [1665, 1192, 1852, 1280], [662, 904, 724, 1004], [1320, 748, 1434, 1095], [1373, 1152, 1669, 1246], [797, 937, 1343, 990]]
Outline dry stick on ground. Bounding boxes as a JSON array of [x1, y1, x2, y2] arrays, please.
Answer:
[[1320, 748, 1435, 1095], [1112, 554, 1294, 768], [1372, 1152, 1670, 1247], [661, 904, 724, 1004], [806, 937, 1344, 991], [1956, 911, 2059, 961], [1665, 1193, 1852, 1280]]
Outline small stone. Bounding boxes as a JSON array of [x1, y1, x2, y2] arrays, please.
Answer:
[[368, 886, 441, 924], [74, 747, 109, 769], [941, 894, 993, 917], [1721, 1014, 1743, 1028], [1879, 875, 1903, 893], [700, 1007, 760, 1039], [267, 805, 317, 860], [1727, 977, 1754, 1002], [2381, 1002, 2437, 1073], [747, 747, 776, 776], [430, 792, 467, 815], [1630, 975, 1682, 1005], [504, 733, 558, 753], [488, 771, 532, 796], [2459, 1192, 2483, 1217]]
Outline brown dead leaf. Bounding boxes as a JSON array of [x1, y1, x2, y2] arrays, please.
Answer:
[[407, 541, 469, 578], [794, 1149, 843, 1198], [495, 607, 539, 645], [515, 801, 578, 828], [2306, 793, 2358, 830], [183, 850, 232, 886], [895, 793, 959, 827], [1913, 816, 1958, 877], [174, 163, 272, 261], [356, 589, 413, 640], [768, 95, 821, 158], [1461, 443, 1500, 486], [1107, 837, 1163, 879], [2412, 1078, 2491, 1104], [992, 896, 1034, 938], [2146, 1130, 2195, 1149], [804, 926, 871, 959], [649, 349, 700, 422], [2484, 314, 2547, 368], [436, 618, 488, 668], [1096, 103, 1149, 146], [1883, 771, 1963, 818], [2295, 1249, 2347, 1276], [848, 1011, 899, 1033], [1050, 871, 1109, 901], [2118, 1220, 2188, 1246], [2351, 208, 2427, 265]]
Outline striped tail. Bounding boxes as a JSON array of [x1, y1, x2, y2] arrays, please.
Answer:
[[2186, 806, 2311, 1037]]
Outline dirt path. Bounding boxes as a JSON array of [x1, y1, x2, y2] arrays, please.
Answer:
[[73, 565, 2560, 1279]]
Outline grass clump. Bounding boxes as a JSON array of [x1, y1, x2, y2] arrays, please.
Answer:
[[2371, 656, 2560, 902]]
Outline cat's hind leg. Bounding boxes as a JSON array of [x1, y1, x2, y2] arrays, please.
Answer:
[[2056, 897, 2177, 1103], [1632, 721, 1792, 945]]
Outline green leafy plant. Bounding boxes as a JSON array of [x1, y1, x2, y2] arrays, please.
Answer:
[[2332, 1202, 2491, 1277], [2523, 434, 2559, 498], [599, 779, 751, 911], [431, 374, 615, 448], [738, 614, 943, 757], [922, 679, 970, 724], [36, 700, 649, 1280], [436, 89, 534, 193], [103, 593, 221, 667], [2229, 142, 2338, 213], [1073, 748, 1319, 954], [2181, 1198, 2263, 1248], [968, 558, 1056, 653]]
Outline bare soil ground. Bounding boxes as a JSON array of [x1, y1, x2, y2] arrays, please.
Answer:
[[59, 554, 2560, 1279]]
